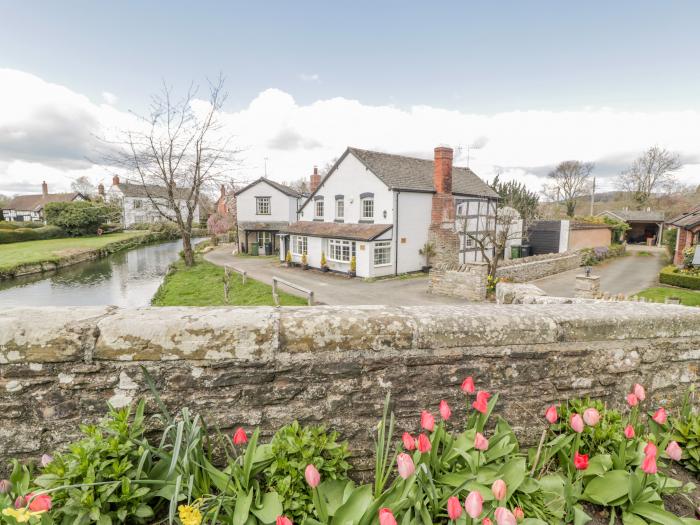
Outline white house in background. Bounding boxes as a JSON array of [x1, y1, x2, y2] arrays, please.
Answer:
[[2, 182, 87, 222], [234, 177, 304, 255], [278, 146, 501, 278], [106, 176, 200, 228]]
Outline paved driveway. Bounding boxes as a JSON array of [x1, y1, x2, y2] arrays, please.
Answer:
[[204, 246, 469, 306], [532, 246, 666, 298]]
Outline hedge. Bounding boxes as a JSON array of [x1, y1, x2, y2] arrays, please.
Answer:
[[0, 220, 45, 230], [659, 265, 700, 290], [0, 225, 66, 244]]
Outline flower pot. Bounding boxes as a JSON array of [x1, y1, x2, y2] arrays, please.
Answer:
[[303, 264, 309, 270], [321, 266, 329, 273]]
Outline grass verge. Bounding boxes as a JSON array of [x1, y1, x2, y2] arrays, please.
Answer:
[[636, 286, 700, 306], [151, 257, 308, 306]]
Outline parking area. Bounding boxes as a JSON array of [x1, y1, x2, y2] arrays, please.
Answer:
[[204, 246, 470, 306]]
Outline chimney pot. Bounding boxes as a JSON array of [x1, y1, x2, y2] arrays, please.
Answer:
[[42, 181, 48, 197], [112, 175, 120, 186]]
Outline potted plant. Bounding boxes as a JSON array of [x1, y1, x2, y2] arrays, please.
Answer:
[[301, 252, 309, 270], [285, 250, 292, 267], [419, 242, 435, 272], [320, 251, 329, 272], [348, 255, 356, 277]]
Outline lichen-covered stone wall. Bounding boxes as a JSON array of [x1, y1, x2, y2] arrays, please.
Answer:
[[1, 304, 699, 471], [428, 263, 488, 300], [495, 251, 583, 282]]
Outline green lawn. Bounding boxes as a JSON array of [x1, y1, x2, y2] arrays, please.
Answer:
[[0, 231, 147, 272], [636, 287, 700, 306], [152, 258, 307, 306]]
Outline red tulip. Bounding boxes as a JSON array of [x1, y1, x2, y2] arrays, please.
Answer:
[[276, 517, 293, 525], [494, 507, 517, 525], [624, 425, 635, 439], [439, 400, 452, 421], [513, 507, 525, 522], [633, 383, 646, 401], [472, 391, 490, 414], [491, 479, 507, 501], [626, 393, 638, 407], [461, 376, 475, 394], [652, 407, 667, 425], [379, 508, 397, 525], [402, 432, 415, 451], [464, 490, 483, 518], [544, 405, 558, 424], [573, 452, 589, 470], [644, 441, 657, 458], [232, 427, 247, 445], [570, 414, 584, 433], [642, 453, 657, 474], [583, 408, 600, 426], [396, 453, 415, 479], [417, 433, 431, 453], [421, 410, 435, 432], [304, 464, 320, 488], [666, 441, 682, 461], [26, 492, 52, 512], [447, 496, 463, 521], [482, 519, 493, 525], [474, 432, 489, 451]]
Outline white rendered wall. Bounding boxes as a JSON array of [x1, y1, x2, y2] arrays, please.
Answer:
[[237, 180, 297, 224], [395, 192, 432, 273]]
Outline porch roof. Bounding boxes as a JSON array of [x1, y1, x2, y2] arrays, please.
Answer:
[[282, 221, 392, 241], [239, 221, 289, 231]]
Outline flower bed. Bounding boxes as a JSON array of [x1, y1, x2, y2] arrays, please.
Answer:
[[660, 265, 700, 290], [0, 376, 697, 524]]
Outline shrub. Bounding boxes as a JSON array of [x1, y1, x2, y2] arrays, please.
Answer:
[[45, 201, 120, 237], [663, 228, 678, 261], [581, 244, 626, 265], [659, 265, 700, 290], [206, 212, 235, 236], [0, 225, 65, 244], [682, 245, 696, 268], [0, 220, 44, 230]]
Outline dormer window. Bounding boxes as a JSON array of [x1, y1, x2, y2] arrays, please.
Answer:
[[256, 196, 270, 215], [335, 195, 344, 220], [360, 192, 374, 220], [314, 196, 324, 219]]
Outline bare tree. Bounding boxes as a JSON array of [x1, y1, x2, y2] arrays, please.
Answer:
[[616, 146, 682, 208], [544, 161, 594, 217], [106, 78, 239, 266], [71, 176, 95, 197], [282, 177, 310, 194]]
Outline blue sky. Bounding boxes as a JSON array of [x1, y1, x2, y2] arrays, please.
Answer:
[[1, 1, 699, 194]]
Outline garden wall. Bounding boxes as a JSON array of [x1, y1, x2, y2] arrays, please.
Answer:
[[427, 262, 488, 300], [1, 304, 699, 472], [495, 251, 583, 282]]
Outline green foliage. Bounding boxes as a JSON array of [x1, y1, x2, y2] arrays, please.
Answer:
[[668, 389, 700, 474], [34, 401, 157, 524], [554, 398, 625, 457], [683, 245, 697, 269], [45, 202, 120, 237], [663, 227, 678, 260], [636, 286, 700, 306], [490, 174, 540, 225], [659, 265, 700, 290], [0, 225, 65, 244], [0, 221, 45, 230], [262, 421, 351, 522]]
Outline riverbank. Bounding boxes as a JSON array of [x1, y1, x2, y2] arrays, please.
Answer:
[[0, 230, 177, 280], [151, 257, 307, 306]]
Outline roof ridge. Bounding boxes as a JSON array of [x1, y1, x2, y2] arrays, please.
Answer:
[[348, 146, 476, 172]]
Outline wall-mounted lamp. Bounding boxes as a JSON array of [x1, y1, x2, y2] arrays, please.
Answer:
[[383, 210, 387, 219]]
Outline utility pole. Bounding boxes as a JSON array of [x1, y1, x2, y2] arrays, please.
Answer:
[[589, 176, 596, 216]]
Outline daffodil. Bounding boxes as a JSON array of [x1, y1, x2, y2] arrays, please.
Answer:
[[178, 504, 202, 525], [2, 506, 45, 523]]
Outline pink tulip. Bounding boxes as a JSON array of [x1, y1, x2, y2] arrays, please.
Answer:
[[276, 517, 293, 525], [491, 479, 507, 501], [14, 496, 25, 509], [482, 519, 493, 525], [472, 391, 491, 414], [461, 376, 475, 394], [513, 507, 525, 522], [421, 410, 435, 432], [232, 427, 248, 445], [439, 400, 452, 421], [544, 405, 558, 424], [464, 491, 483, 518], [644, 441, 657, 458], [417, 433, 431, 453], [624, 425, 635, 439], [652, 407, 667, 425], [666, 441, 682, 461], [642, 453, 657, 474], [474, 432, 489, 451], [633, 383, 646, 401], [583, 408, 600, 426], [379, 508, 397, 525], [626, 393, 638, 407], [304, 464, 320, 488], [570, 413, 584, 433], [494, 507, 517, 525], [402, 432, 416, 451], [396, 453, 415, 479], [447, 496, 463, 521], [26, 493, 52, 512]]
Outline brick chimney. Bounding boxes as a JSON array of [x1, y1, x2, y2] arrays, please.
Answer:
[[112, 175, 120, 186], [217, 185, 228, 215], [41, 181, 48, 197], [428, 146, 459, 266], [310, 166, 321, 193], [97, 183, 105, 197], [433, 146, 453, 194]]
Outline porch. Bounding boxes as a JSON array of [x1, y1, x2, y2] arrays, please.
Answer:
[[237, 221, 289, 256]]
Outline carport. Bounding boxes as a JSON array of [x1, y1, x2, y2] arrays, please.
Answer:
[[597, 210, 665, 246]]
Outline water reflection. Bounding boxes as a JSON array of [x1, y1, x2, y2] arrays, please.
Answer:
[[0, 239, 186, 307]]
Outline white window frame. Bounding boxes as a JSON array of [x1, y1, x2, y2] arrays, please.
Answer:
[[315, 200, 324, 219], [361, 198, 374, 219], [256, 196, 271, 215], [257, 231, 272, 245], [374, 241, 392, 266], [292, 235, 308, 255], [328, 239, 356, 263], [335, 199, 344, 219]]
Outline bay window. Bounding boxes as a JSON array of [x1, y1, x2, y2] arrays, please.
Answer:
[[374, 241, 391, 266], [328, 239, 356, 262]]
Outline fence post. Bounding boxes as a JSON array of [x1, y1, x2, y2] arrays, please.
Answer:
[[242, 270, 247, 285], [308, 290, 314, 306], [272, 277, 280, 307]]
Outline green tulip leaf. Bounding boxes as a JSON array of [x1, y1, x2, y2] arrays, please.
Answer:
[[233, 488, 253, 525], [250, 492, 284, 524], [581, 470, 630, 505], [628, 502, 686, 525], [621, 511, 648, 525], [573, 504, 593, 525], [331, 484, 373, 525], [582, 454, 612, 477]]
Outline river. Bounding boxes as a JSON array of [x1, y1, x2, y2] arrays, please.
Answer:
[[0, 239, 186, 307]]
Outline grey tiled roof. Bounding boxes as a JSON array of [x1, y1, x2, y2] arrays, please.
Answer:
[[348, 147, 499, 198], [5, 192, 83, 212], [282, 221, 392, 241], [234, 177, 301, 198], [238, 221, 290, 231], [667, 205, 700, 229], [599, 209, 665, 222], [116, 182, 193, 200]]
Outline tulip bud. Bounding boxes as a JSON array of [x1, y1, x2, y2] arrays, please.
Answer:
[[379, 508, 397, 525], [276, 517, 293, 525], [652, 407, 667, 425], [573, 451, 589, 470], [474, 432, 489, 451], [513, 507, 525, 522], [464, 490, 483, 519], [570, 413, 584, 433], [417, 433, 431, 453], [420, 410, 435, 431], [633, 383, 646, 401], [232, 427, 248, 445], [494, 507, 517, 525], [27, 493, 52, 513], [482, 519, 493, 525], [666, 441, 682, 461], [396, 453, 415, 479], [544, 405, 558, 424], [491, 479, 507, 501], [644, 441, 657, 458], [626, 393, 638, 407], [583, 408, 600, 426], [447, 496, 462, 521], [14, 496, 25, 509], [624, 425, 635, 439], [0, 480, 12, 494], [439, 400, 452, 421], [642, 453, 657, 474], [461, 376, 475, 394], [304, 464, 320, 488], [472, 391, 490, 414], [401, 432, 415, 451]]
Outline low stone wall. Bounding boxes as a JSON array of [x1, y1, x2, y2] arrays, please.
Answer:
[[428, 262, 488, 300], [1, 304, 699, 472], [496, 251, 582, 282]]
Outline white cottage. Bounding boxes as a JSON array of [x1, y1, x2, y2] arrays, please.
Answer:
[[279, 146, 500, 278], [2, 182, 86, 222], [234, 177, 304, 255]]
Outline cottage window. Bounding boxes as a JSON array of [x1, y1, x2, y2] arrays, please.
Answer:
[[374, 241, 391, 266], [292, 235, 308, 255], [336, 199, 344, 219], [256, 197, 271, 215], [315, 200, 324, 219], [257, 231, 272, 245], [328, 239, 355, 262], [361, 198, 374, 219]]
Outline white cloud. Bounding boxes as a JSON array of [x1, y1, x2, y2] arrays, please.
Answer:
[[102, 91, 118, 105], [0, 68, 698, 198], [299, 73, 320, 82]]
